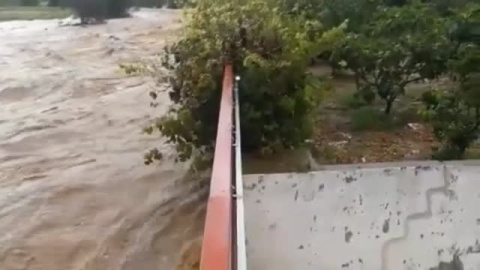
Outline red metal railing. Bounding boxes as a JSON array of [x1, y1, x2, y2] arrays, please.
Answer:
[[200, 64, 234, 270]]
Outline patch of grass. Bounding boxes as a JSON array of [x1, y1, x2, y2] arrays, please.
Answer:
[[465, 144, 480, 160], [349, 106, 421, 131], [0, 6, 71, 21], [396, 106, 423, 124], [349, 107, 393, 131], [338, 93, 369, 110]]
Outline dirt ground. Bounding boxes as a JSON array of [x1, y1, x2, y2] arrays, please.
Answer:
[[308, 65, 441, 165], [0, 9, 203, 270]]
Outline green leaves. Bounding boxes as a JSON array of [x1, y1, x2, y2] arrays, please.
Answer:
[[420, 4, 480, 160], [333, 3, 452, 114], [142, 0, 333, 162], [423, 90, 480, 160]]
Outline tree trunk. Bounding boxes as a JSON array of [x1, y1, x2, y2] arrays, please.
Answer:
[[354, 73, 360, 91], [458, 145, 467, 159], [384, 99, 394, 115]]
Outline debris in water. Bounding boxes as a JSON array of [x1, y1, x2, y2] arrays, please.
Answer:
[[294, 190, 299, 201], [318, 184, 325, 191], [298, 245, 304, 250]]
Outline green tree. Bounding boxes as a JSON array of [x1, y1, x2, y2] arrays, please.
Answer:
[[48, 0, 59, 6], [70, 0, 130, 23], [21, 0, 38, 6], [423, 4, 480, 160], [132, 0, 166, 7], [336, 4, 452, 114], [320, 0, 383, 32], [422, 0, 480, 15], [144, 0, 337, 162]]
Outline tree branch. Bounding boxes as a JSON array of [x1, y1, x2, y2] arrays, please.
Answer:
[[401, 76, 423, 87]]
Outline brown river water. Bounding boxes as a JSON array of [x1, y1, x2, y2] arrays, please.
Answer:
[[0, 9, 205, 270]]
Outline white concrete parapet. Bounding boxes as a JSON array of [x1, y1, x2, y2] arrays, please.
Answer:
[[244, 162, 480, 270]]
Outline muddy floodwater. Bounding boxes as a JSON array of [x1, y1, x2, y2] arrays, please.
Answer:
[[0, 9, 205, 270]]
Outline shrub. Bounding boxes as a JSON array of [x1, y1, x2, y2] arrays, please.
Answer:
[[48, 0, 59, 6], [166, 0, 179, 8], [423, 4, 480, 160], [21, 0, 38, 6], [338, 92, 368, 110], [349, 105, 418, 131], [71, 0, 105, 23], [106, 0, 130, 17], [350, 107, 395, 131], [48, 0, 71, 7], [132, 0, 166, 7], [423, 90, 480, 160], [144, 0, 336, 162], [70, 0, 130, 23]]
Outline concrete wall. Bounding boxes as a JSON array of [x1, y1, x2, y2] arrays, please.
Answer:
[[243, 162, 480, 270]]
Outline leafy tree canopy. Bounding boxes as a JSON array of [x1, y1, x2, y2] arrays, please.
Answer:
[[422, 4, 480, 160], [335, 4, 452, 114], [145, 0, 342, 163]]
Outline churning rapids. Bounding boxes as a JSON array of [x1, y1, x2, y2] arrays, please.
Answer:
[[0, 9, 205, 270]]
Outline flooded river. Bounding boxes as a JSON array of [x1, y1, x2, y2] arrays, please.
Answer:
[[0, 9, 204, 270]]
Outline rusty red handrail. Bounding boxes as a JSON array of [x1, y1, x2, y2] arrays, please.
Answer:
[[200, 65, 234, 270]]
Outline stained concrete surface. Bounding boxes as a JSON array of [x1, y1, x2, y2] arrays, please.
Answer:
[[243, 162, 480, 270]]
